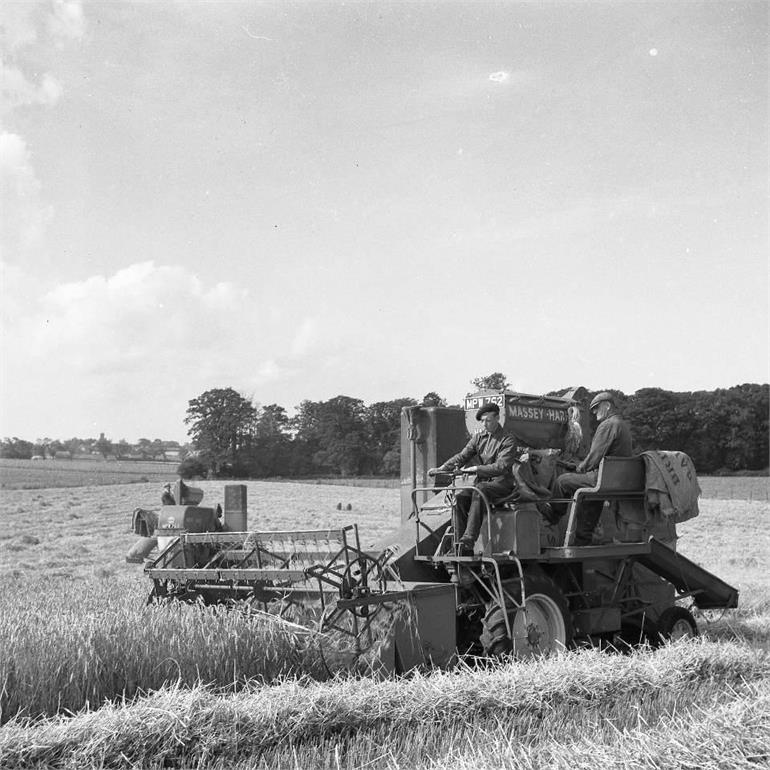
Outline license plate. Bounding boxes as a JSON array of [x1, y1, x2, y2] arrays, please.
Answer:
[[463, 394, 505, 411]]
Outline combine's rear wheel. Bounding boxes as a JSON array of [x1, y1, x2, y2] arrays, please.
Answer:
[[656, 606, 698, 641], [481, 577, 572, 659]]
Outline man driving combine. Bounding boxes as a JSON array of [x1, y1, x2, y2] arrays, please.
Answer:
[[552, 391, 633, 545], [428, 403, 525, 556]]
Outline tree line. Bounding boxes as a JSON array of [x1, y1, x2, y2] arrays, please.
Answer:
[[620, 384, 768, 475], [179, 380, 768, 479], [179, 389, 449, 479], [0, 436, 187, 461], [2, 378, 766, 477]]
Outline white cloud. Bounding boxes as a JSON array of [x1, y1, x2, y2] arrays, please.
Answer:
[[255, 359, 283, 381], [35, 262, 249, 371], [47, 0, 86, 44], [0, 5, 39, 51], [0, 259, 35, 329], [0, 1, 86, 263], [488, 71, 510, 83], [1, 65, 63, 112], [0, 131, 53, 254], [1, 1, 85, 54], [290, 317, 318, 357], [0, 262, 327, 440]]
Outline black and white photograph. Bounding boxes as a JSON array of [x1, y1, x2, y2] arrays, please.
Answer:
[[0, 1, 767, 767]]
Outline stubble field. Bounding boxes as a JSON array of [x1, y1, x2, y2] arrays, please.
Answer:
[[0, 458, 181, 490], [0, 461, 767, 768]]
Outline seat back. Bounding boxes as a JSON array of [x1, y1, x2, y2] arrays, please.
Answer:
[[594, 456, 645, 493], [563, 456, 645, 547]]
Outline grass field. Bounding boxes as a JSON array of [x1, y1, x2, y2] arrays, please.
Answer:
[[0, 461, 768, 768], [3, 457, 767, 498], [0, 458, 180, 490], [1, 642, 767, 769]]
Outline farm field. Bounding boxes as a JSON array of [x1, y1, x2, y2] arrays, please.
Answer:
[[0, 475, 767, 768], [2, 456, 767, 498], [0, 458, 180, 490], [698, 474, 769, 502]]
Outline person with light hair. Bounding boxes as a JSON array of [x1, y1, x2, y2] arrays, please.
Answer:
[[552, 392, 633, 545]]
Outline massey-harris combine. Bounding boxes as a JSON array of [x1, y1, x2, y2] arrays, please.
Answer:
[[128, 387, 738, 671]]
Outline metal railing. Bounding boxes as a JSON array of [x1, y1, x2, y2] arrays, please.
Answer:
[[409, 470, 496, 556]]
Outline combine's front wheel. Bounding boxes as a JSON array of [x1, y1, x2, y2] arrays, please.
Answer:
[[481, 577, 572, 659]]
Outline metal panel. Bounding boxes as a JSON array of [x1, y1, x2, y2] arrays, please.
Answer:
[[156, 506, 217, 532], [639, 539, 739, 609], [400, 406, 468, 522], [217, 568, 309, 581], [479, 505, 540, 557], [224, 484, 248, 531], [572, 607, 621, 635], [463, 390, 590, 452], [389, 584, 457, 670]]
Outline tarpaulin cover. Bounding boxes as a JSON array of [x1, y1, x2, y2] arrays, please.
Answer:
[[642, 451, 701, 524]]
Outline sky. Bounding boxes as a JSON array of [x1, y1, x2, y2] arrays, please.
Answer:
[[0, 1, 767, 443]]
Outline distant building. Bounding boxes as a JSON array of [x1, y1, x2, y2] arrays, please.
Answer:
[[159, 441, 183, 461]]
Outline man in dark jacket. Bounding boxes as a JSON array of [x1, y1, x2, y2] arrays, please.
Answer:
[[553, 391, 633, 545], [428, 403, 525, 556]]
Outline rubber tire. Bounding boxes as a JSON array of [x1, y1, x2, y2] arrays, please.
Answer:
[[481, 603, 513, 657], [480, 576, 572, 659], [657, 606, 698, 641]]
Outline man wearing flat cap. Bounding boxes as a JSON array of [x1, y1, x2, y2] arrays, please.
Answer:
[[428, 402, 526, 556], [553, 391, 633, 545]]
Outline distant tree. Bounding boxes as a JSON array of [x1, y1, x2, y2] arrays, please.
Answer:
[[249, 404, 292, 476], [734, 383, 769, 470], [691, 385, 769, 472], [291, 399, 325, 476], [114, 439, 131, 459], [625, 389, 690, 452], [137, 438, 154, 459], [471, 372, 508, 391], [35, 438, 53, 457], [62, 437, 85, 456], [177, 455, 208, 480], [185, 388, 257, 476], [308, 396, 368, 476], [421, 391, 447, 407], [0, 438, 35, 459], [256, 404, 291, 437], [381, 448, 401, 475], [133, 438, 165, 460], [366, 398, 417, 474], [624, 384, 769, 474], [95, 435, 113, 458]]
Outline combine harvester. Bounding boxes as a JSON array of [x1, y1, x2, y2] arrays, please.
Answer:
[[128, 387, 738, 672]]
